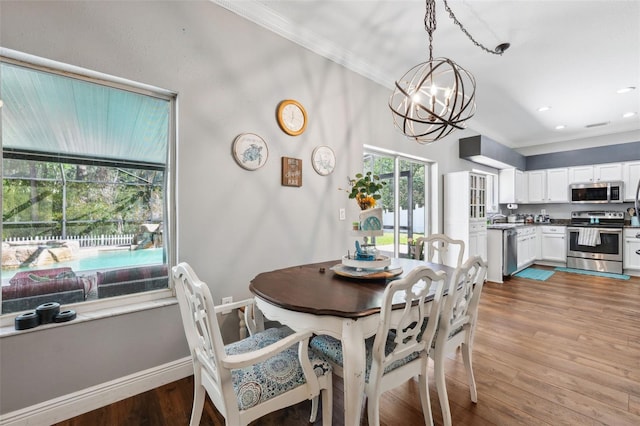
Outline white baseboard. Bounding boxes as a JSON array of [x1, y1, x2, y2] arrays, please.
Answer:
[[0, 356, 193, 426]]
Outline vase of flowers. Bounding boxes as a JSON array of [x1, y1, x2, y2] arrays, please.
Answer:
[[343, 172, 386, 210]]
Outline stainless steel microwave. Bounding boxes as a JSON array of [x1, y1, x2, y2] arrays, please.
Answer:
[[570, 181, 624, 203]]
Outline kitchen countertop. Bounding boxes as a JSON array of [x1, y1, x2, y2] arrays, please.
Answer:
[[488, 222, 639, 229], [487, 221, 569, 230]]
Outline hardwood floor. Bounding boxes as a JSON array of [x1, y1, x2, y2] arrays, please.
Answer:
[[54, 267, 640, 425]]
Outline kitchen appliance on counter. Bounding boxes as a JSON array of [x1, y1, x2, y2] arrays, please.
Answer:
[[566, 210, 624, 274], [507, 213, 525, 223], [570, 181, 623, 204]]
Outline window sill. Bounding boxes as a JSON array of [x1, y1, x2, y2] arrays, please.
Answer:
[[0, 291, 177, 338]]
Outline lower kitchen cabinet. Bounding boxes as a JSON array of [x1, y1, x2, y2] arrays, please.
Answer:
[[624, 228, 640, 272], [516, 227, 536, 269], [469, 221, 487, 262], [539, 226, 566, 263]]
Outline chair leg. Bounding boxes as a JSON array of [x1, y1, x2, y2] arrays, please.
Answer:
[[190, 380, 206, 426], [367, 393, 381, 426], [419, 370, 434, 426], [309, 395, 319, 423], [434, 351, 452, 426], [461, 342, 478, 403], [321, 380, 333, 426]]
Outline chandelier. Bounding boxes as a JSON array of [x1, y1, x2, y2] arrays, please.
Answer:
[[389, 0, 509, 144]]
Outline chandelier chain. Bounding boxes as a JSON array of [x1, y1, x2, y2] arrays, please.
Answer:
[[424, 0, 436, 61], [442, 0, 503, 55]]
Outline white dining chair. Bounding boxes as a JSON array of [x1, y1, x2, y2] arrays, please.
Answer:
[[415, 234, 465, 267], [310, 266, 447, 426], [430, 255, 487, 426], [172, 262, 333, 426]]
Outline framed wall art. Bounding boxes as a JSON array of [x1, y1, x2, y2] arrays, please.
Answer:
[[281, 157, 302, 187]]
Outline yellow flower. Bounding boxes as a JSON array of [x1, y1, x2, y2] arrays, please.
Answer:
[[356, 194, 376, 210]]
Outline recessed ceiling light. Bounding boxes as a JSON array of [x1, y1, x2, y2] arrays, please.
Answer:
[[616, 86, 636, 94], [555, 125, 566, 130], [537, 106, 551, 112], [623, 112, 637, 118], [585, 121, 610, 128]]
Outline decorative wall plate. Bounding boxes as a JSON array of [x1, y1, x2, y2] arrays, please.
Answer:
[[232, 133, 268, 170], [312, 146, 336, 176]]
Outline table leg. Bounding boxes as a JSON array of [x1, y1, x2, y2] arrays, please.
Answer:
[[341, 319, 366, 426]]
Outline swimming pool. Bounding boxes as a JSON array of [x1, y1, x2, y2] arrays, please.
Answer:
[[1, 248, 165, 281]]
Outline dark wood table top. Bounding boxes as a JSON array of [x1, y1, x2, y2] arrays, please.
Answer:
[[250, 258, 453, 319]]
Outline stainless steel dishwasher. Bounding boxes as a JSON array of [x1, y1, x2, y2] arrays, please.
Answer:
[[503, 228, 518, 275]]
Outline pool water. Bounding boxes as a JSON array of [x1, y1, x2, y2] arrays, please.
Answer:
[[2, 248, 165, 281]]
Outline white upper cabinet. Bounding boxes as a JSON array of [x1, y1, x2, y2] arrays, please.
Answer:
[[526, 170, 546, 203], [499, 169, 527, 204], [569, 163, 623, 184], [569, 165, 594, 183], [546, 168, 569, 202], [525, 168, 568, 204], [595, 163, 623, 181], [623, 161, 640, 201]]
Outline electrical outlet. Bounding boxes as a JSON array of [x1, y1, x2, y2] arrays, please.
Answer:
[[339, 208, 346, 221], [221, 296, 233, 315]]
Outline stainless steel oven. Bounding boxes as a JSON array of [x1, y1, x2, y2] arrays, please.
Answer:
[[566, 211, 624, 274]]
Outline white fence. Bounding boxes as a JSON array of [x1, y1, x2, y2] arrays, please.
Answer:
[[3, 234, 135, 248]]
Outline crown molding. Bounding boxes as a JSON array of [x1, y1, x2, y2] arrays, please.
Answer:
[[211, 0, 393, 88]]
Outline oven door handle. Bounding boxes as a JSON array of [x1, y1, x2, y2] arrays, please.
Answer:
[[567, 227, 622, 234]]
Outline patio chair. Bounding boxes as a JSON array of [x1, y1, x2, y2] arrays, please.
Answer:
[[415, 234, 465, 267], [310, 266, 447, 426], [430, 255, 487, 426], [172, 262, 332, 426]]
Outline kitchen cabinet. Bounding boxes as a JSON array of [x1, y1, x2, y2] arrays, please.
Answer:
[[624, 228, 640, 272], [516, 227, 536, 269], [526, 168, 569, 204], [499, 168, 527, 204], [469, 221, 487, 262], [526, 170, 546, 203], [444, 171, 487, 263], [569, 163, 623, 183], [539, 225, 566, 262], [546, 168, 570, 202], [623, 161, 640, 201]]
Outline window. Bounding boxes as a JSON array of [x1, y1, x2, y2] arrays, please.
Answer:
[[363, 147, 433, 258], [1, 50, 176, 315]]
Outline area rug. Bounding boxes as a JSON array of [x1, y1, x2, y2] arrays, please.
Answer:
[[514, 268, 555, 281], [554, 267, 630, 280]]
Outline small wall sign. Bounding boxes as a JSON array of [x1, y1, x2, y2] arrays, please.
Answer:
[[281, 157, 302, 187]]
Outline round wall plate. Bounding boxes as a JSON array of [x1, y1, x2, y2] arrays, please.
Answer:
[[232, 133, 268, 170], [311, 145, 336, 176]]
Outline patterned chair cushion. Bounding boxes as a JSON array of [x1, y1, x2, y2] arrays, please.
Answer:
[[225, 327, 332, 410], [310, 331, 421, 383]]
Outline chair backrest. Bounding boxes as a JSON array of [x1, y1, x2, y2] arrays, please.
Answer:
[[437, 256, 487, 346], [369, 266, 447, 380], [172, 263, 231, 403], [416, 234, 465, 267]]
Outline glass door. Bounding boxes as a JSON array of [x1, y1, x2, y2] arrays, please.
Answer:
[[363, 150, 430, 258]]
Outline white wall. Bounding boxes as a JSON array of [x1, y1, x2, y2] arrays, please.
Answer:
[[0, 0, 492, 415]]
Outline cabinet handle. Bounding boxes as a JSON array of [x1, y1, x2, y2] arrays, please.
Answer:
[[636, 234, 640, 238], [637, 250, 640, 255]]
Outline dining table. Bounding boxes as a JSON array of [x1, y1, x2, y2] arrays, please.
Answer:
[[249, 257, 454, 426]]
